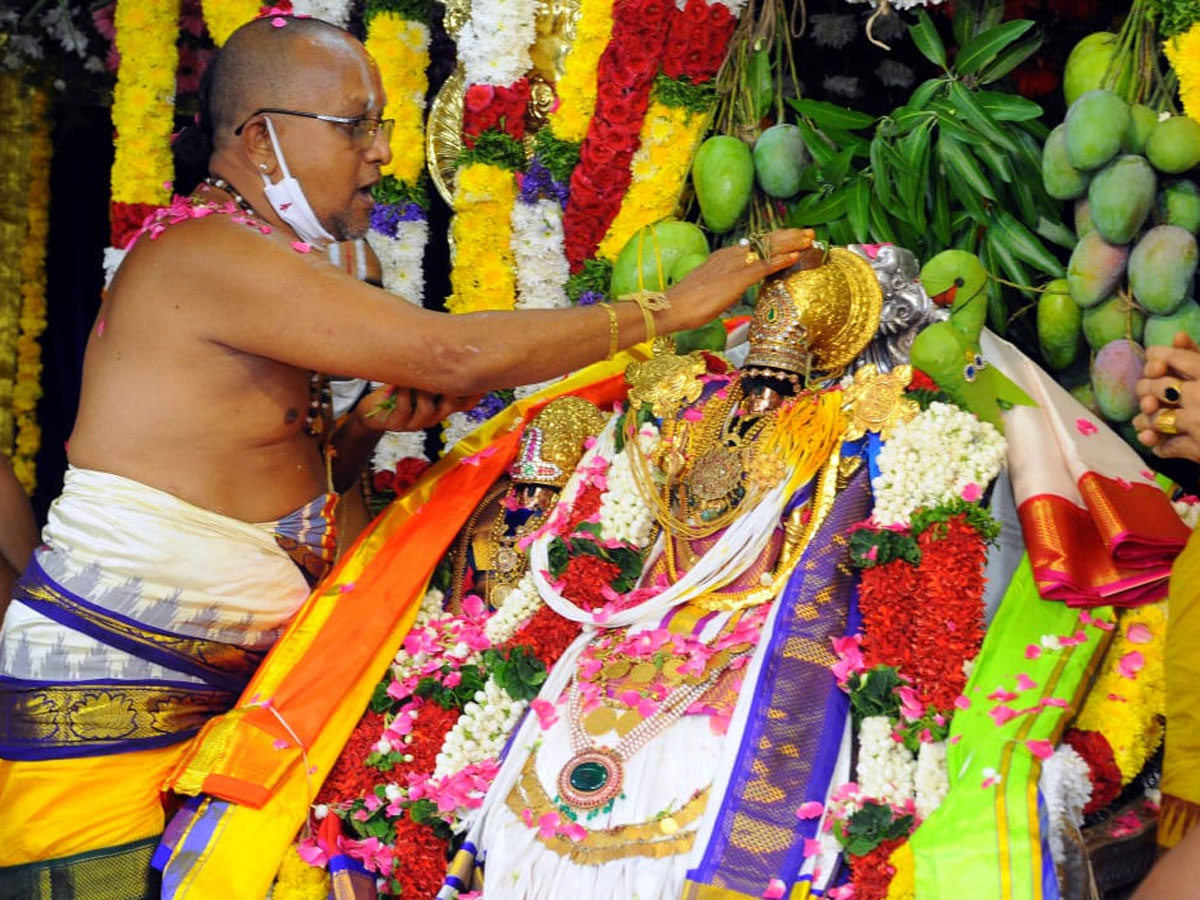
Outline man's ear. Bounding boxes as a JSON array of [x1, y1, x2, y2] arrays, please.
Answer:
[[241, 117, 277, 179]]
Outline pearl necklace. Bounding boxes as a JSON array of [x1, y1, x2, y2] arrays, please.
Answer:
[[203, 176, 257, 217]]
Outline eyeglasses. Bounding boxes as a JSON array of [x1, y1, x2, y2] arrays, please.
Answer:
[[234, 108, 394, 149]]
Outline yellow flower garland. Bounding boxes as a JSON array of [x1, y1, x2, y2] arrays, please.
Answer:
[[365, 11, 430, 185], [1165, 24, 1200, 123], [273, 845, 330, 900], [12, 88, 52, 494], [111, 0, 180, 205], [202, 0, 263, 46], [596, 100, 705, 260], [886, 840, 916, 900], [547, 0, 615, 142], [447, 163, 517, 313], [1074, 602, 1166, 784]]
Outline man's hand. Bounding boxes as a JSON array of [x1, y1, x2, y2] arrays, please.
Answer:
[[1133, 331, 1200, 462], [355, 385, 481, 433], [664, 228, 817, 331]]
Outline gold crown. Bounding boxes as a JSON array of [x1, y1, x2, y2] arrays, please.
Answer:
[[746, 247, 883, 376], [510, 396, 607, 488]]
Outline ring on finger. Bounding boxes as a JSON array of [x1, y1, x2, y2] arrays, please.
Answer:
[[1163, 377, 1184, 406], [1156, 408, 1180, 435]]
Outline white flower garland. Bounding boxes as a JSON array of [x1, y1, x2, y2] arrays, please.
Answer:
[[372, 430, 429, 473], [914, 740, 949, 820], [514, 378, 563, 401], [598, 424, 659, 547], [512, 199, 570, 311], [457, 0, 539, 86], [368, 218, 428, 306], [483, 570, 544, 645], [432, 675, 528, 779], [871, 401, 1007, 527], [1038, 744, 1094, 868], [442, 411, 477, 452], [289, 0, 353, 27], [102, 246, 127, 290], [855, 715, 916, 809]]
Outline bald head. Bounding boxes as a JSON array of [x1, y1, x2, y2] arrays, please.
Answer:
[[203, 16, 373, 149]]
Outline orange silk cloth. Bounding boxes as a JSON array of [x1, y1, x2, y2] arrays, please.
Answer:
[[980, 330, 1190, 608], [163, 357, 644, 807]]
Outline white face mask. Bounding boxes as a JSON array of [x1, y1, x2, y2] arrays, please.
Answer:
[[260, 116, 337, 249]]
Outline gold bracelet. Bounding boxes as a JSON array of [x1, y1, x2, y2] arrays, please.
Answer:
[[600, 302, 619, 360]]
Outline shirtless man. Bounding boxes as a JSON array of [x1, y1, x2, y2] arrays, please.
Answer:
[[0, 15, 811, 897]]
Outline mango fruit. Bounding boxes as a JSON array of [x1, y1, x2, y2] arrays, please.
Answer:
[[1081, 293, 1144, 349], [1064, 33, 1131, 106], [1145, 116, 1200, 174], [1087, 154, 1156, 244], [753, 124, 808, 199], [1122, 104, 1159, 155], [1065, 90, 1130, 171], [1069, 381, 1101, 416], [1038, 278, 1082, 369], [1042, 125, 1090, 200], [1091, 339, 1143, 421], [693, 136, 754, 233], [1075, 198, 1095, 238], [1144, 301, 1200, 348], [1068, 230, 1130, 308], [1127, 225, 1198, 315], [611, 220, 709, 297], [1158, 180, 1200, 233]]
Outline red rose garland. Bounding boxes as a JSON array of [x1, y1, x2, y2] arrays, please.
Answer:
[[848, 836, 907, 900], [462, 79, 533, 146], [857, 557, 920, 677], [661, 0, 736, 84], [1064, 728, 1124, 815], [562, 0, 673, 269]]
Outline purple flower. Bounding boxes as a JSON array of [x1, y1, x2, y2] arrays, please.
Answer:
[[519, 159, 569, 207], [577, 290, 605, 307], [369, 202, 427, 239], [467, 392, 510, 423]]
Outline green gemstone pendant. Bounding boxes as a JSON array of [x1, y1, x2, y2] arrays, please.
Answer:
[[557, 747, 624, 809]]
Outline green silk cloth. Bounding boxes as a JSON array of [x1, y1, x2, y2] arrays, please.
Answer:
[[910, 556, 1112, 899]]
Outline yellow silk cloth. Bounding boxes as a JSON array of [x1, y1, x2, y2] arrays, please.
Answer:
[[1160, 524, 1200, 849], [0, 743, 186, 865], [159, 349, 649, 897]]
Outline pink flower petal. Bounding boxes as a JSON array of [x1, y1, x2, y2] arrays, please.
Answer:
[[1118, 650, 1145, 679], [271, 16, 287, 26], [1115, 477, 1132, 491], [961, 482, 983, 502], [1040, 697, 1070, 709], [1024, 644, 1042, 659], [1026, 739, 1054, 760], [797, 801, 824, 819], [802, 837, 822, 858], [1126, 623, 1153, 644], [1075, 418, 1098, 436], [988, 705, 1018, 727], [987, 688, 1019, 702], [1015, 673, 1037, 691], [764, 878, 787, 899], [291, 240, 312, 253]]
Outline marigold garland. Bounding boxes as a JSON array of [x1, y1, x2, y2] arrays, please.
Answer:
[[365, 9, 430, 186], [12, 88, 52, 494], [547, 0, 616, 142], [202, 0, 262, 45], [1073, 601, 1166, 784], [110, 0, 179, 209], [273, 845, 330, 900], [447, 163, 517, 313], [1165, 23, 1200, 122]]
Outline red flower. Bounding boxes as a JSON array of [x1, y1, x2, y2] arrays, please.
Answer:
[[316, 710, 388, 805], [848, 836, 907, 900], [565, 483, 604, 533], [110, 201, 161, 249], [1064, 729, 1123, 814], [392, 458, 431, 494], [373, 470, 396, 494], [906, 369, 941, 394], [561, 554, 622, 610], [464, 83, 496, 114], [509, 604, 583, 669], [388, 815, 451, 898], [462, 79, 531, 145]]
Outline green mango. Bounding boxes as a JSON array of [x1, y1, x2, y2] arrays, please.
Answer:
[[1122, 104, 1159, 155], [1064, 33, 1131, 106], [1038, 278, 1083, 369], [610, 221, 710, 298], [1069, 381, 1101, 416], [1158, 180, 1200, 233], [1067, 230, 1130, 308], [1042, 124, 1090, 201], [692, 136, 754, 234], [1090, 338, 1143, 421], [754, 124, 809, 199], [1081, 293, 1145, 349], [1128, 224, 1198, 315], [1145, 301, 1200, 348], [1065, 90, 1130, 171], [1075, 198, 1095, 238], [1146, 115, 1200, 174], [1087, 154, 1156, 244]]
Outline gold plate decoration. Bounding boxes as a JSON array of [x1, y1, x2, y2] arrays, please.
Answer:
[[841, 363, 920, 441]]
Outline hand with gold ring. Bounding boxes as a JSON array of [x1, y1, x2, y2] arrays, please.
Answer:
[[737, 237, 760, 266], [1133, 330, 1200, 461]]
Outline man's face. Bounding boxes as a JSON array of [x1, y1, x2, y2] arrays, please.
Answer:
[[271, 40, 391, 241]]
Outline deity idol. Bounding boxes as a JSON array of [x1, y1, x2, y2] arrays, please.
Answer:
[[448, 248, 891, 899]]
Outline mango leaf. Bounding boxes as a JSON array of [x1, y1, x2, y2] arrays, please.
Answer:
[[1036, 215, 1078, 250], [828, 216, 856, 246], [788, 98, 877, 132], [973, 141, 1013, 183], [897, 122, 932, 213], [979, 240, 1009, 336], [908, 78, 947, 111], [820, 146, 856, 189], [955, 20, 1035, 75], [939, 134, 996, 202], [973, 90, 1043, 122], [848, 176, 871, 243], [909, 9, 948, 70], [868, 203, 900, 245], [987, 228, 1035, 296], [790, 187, 849, 226], [947, 81, 1021, 156], [977, 31, 1045, 84], [994, 209, 1066, 277], [930, 100, 987, 145], [1008, 176, 1043, 231], [940, 153, 991, 222], [869, 139, 895, 207], [933, 174, 951, 247], [952, 2, 977, 50], [796, 119, 838, 167], [977, 0, 1007, 34]]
